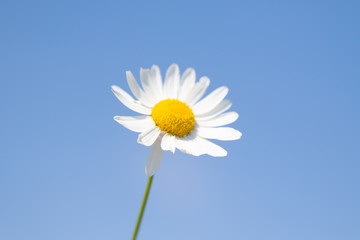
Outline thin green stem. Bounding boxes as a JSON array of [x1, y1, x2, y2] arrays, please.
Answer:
[[132, 176, 154, 240]]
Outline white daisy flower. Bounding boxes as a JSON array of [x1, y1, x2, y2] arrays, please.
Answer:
[[112, 64, 242, 176]]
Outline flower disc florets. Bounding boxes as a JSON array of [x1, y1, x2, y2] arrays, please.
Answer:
[[151, 99, 195, 137]]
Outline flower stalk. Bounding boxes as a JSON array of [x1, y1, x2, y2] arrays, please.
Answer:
[[132, 176, 154, 240]]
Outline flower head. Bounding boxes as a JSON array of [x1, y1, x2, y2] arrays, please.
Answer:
[[112, 64, 242, 176]]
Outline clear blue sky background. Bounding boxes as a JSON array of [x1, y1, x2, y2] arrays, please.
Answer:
[[1, 1, 359, 239]]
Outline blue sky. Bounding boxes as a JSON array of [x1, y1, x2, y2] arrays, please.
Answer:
[[1, 0, 359, 239]]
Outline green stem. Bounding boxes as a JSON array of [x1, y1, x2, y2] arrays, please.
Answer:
[[132, 176, 154, 240]]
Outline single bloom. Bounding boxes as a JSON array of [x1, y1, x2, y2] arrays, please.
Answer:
[[112, 64, 242, 176]]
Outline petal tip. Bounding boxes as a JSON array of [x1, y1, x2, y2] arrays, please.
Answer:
[[234, 112, 239, 119], [170, 63, 179, 68], [219, 150, 228, 157], [236, 131, 243, 140], [200, 76, 210, 83]]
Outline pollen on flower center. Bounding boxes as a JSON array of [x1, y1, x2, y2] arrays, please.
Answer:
[[151, 99, 195, 137]]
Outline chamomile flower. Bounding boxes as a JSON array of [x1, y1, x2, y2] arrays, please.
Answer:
[[112, 64, 241, 176]]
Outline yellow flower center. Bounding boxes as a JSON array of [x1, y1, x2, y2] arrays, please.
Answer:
[[151, 99, 195, 137]]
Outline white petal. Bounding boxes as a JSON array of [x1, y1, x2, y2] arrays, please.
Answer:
[[145, 136, 164, 176], [161, 134, 176, 153], [175, 135, 227, 157], [195, 127, 242, 141], [126, 71, 142, 99], [126, 71, 153, 107], [195, 136, 228, 157], [185, 76, 210, 106], [178, 68, 196, 101], [164, 64, 180, 99], [196, 112, 239, 127], [150, 65, 164, 101], [113, 116, 155, 133], [174, 136, 203, 156], [137, 127, 161, 146], [192, 87, 228, 115], [111, 85, 151, 115], [140, 68, 157, 106], [195, 100, 232, 120]]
